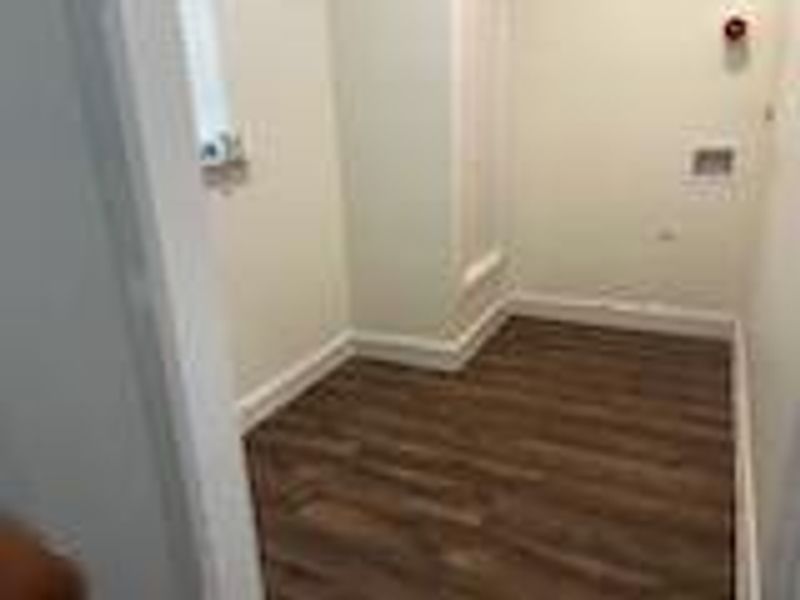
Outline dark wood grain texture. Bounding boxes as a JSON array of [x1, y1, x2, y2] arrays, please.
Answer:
[[246, 317, 733, 599]]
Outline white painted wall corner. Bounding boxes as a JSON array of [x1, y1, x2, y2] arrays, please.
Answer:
[[237, 298, 509, 430], [238, 333, 355, 432]]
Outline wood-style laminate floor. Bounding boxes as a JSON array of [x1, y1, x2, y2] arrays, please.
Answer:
[[246, 317, 733, 600]]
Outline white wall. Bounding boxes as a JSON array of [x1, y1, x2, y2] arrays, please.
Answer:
[[209, 0, 351, 397], [0, 1, 207, 597], [329, 0, 510, 341], [329, 0, 457, 338], [198, 0, 511, 402], [510, 0, 781, 311], [746, 0, 800, 594]]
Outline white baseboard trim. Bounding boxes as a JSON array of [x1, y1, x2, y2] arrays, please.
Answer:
[[350, 330, 459, 371], [509, 292, 735, 340], [352, 297, 510, 372], [238, 333, 355, 433], [237, 300, 510, 432], [734, 321, 761, 600], [237, 292, 738, 433]]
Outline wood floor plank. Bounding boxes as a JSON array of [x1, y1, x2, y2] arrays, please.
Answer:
[[246, 317, 733, 599]]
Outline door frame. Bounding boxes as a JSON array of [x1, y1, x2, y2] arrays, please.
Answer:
[[76, 0, 264, 597]]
